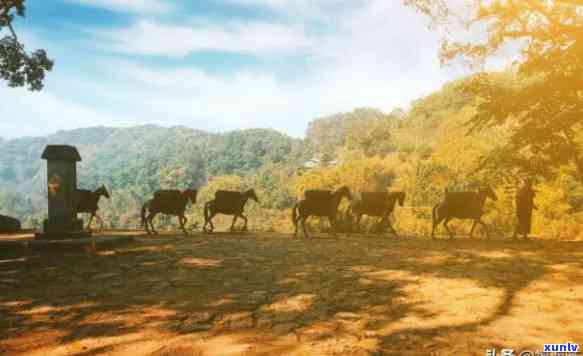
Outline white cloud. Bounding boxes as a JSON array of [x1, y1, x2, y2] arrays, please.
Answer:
[[99, 61, 295, 131], [226, 0, 381, 24], [2, 0, 473, 139], [63, 0, 174, 14], [91, 20, 313, 57]]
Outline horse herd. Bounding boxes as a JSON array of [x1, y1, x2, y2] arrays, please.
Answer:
[[76, 184, 501, 239]]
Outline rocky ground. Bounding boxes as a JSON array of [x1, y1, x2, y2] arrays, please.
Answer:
[[1, 231, 582, 355]]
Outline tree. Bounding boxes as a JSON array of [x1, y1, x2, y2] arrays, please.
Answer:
[[404, 0, 583, 185], [1, 0, 53, 90], [346, 119, 394, 157]]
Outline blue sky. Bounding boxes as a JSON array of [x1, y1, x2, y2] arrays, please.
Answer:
[[0, 0, 472, 139]]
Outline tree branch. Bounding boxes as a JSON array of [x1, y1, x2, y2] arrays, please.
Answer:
[[1, 4, 27, 52], [6, 18, 18, 40]]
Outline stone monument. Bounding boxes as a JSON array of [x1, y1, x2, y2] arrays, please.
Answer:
[[35, 145, 90, 240]]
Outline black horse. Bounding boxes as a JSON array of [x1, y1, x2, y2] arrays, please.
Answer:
[[431, 186, 497, 240], [203, 189, 259, 233], [347, 191, 405, 236], [292, 186, 352, 238], [141, 189, 198, 235], [76, 185, 110, 230]]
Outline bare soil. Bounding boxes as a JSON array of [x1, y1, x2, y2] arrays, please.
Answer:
[[1, 231, 582, 355]]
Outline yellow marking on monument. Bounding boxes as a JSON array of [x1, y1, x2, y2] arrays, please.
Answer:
[[48, 174, 62, 196]]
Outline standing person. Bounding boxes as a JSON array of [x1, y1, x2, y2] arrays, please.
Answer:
[[513, 178, 537, 239]]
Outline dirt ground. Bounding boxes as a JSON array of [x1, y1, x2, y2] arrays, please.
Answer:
[[1, 231, 582, 356]]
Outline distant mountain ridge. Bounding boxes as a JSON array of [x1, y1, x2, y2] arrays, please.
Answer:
[[0, 77, 480, 228], [0, 124, 306, 196]]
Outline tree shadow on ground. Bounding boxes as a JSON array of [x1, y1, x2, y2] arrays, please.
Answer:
[[1, 234, 582, 355]]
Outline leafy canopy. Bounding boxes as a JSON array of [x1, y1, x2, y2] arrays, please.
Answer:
[[1, 0, 53, 90], [404, 0, 583, 184]]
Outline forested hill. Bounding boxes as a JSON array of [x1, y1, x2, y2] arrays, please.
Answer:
[[2, 73, 582, 239], [1, 125, 306, 191], [0, 125, 309, 224], [1, 77, 472, 200], [0, 75, 501, 229]]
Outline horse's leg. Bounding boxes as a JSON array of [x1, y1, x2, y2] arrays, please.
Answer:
[[356, 214, 362, 233], [203, 215, 209, 233], [179, 214, 188, 235], [293, 206, 303, 238], [377, 216, 386, 236], [144, 210, 151, 235], [469, 219, 478, 238], [431, 214, 444, 240], [240, 213, 248, 231], [148, 213, 158, 235], [145, 213, 151, 234], [443, 217, 454, 239], [94, 213, 104, 230], [147, 213, 153, 235], [301, 215, 309, 238], [230, 215, 238, 232], [87, 214, 94, 231], [329, 215, 337, 237], [151, 213, 158, 235], [385, 217, 399, 237], [477, 218, 491, 240], [207, 213, 216, 233]]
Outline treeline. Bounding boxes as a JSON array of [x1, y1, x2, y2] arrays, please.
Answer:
[[0, 126, 308, 228], [2, 71, 583, 238]]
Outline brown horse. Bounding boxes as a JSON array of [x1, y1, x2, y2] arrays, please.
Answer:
[[431, 186, 497, 240], [76, 185, 110, 230], [347, 191, 405, 236], [141, 189, 197, 235], [292, 186, 352, 238], [203, 189, 259, 233]]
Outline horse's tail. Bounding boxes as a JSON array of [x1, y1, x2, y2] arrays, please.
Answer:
[[292, 203, 299, 226], [141, 200, 150, 227]]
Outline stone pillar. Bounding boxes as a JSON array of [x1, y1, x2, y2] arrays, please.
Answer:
[[35, 145, 89, 240]]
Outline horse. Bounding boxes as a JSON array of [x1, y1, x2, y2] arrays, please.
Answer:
[[292, 186, 352, 238], [76, 185, 110, 230], [431, 186, 497, 240], [141, 189, 197, 235], [203, 189, 259, 233], [347, 191, 405, 236]]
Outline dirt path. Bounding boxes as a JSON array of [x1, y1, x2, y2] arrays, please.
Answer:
[[1, 232, 582, 355]]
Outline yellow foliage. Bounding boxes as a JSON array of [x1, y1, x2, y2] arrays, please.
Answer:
[[292, 152, 397, 198]]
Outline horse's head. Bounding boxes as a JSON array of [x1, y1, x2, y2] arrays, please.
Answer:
[[183, 189, 198, 204], [98, 185, 110, 199], [246, 189, 259, 203], [336, 186, 353, 201], [480, 186, 497, 201], [396, 191, 406, 207]]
